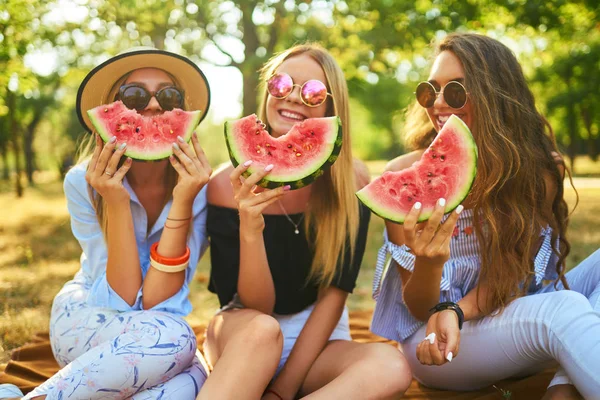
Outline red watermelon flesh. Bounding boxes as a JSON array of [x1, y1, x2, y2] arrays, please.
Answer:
[[87, 101, 202, 161], [224, 114, 342, 189], [356, 115, 477, 223]]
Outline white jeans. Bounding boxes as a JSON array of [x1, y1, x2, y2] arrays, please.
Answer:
[[402, 249, 600, 399]]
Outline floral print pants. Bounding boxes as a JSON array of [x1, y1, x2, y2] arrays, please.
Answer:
[[24, 280, 208, 399]]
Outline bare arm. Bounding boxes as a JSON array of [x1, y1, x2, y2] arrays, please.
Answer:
[[86, 136, 141, 305], [269, 287, 347, 399], [143, 133, 211, 309], [230, 162, 289, 314]]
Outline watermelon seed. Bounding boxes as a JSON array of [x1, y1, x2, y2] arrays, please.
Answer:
[[135, 127, 141, 133], [428, 180, 432, 183], [116, 127, 121, 132], [256, 150, 261, 154], [255, 130, 260, 135], [267, 152, 272, 156], [440, 155, 445, 161], [311, 131, 314, 135], [296, 153, 302, 157], [287, 144, 292, 148], [432, 154, 437, 159], [427, 172, 433, 177], [170, 129, 174, 134], [408, 196, 413, 202], [403, 183, 408, 187], [266, 143, 271, 147], [104, 108, 108, 113]]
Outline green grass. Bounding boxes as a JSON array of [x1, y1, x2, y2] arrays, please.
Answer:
[[1, 178, 598, 363]]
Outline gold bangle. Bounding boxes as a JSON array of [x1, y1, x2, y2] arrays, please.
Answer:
[[149, 258, 188, 273]]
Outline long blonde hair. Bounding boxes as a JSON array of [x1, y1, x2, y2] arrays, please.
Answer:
[[404, 33, 572, 311], [76, 70, 181, 238], [258, 43, 360, 289]]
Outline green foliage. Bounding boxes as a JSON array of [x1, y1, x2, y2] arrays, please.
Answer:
[[1, 0, 599, 192]]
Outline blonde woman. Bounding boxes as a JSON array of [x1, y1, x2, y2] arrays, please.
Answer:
[[198, 44, 411, 400], [24, 48, 212, 399]]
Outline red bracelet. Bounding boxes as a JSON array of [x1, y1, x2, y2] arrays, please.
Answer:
[[264, 388, 284, 400], [150, 242, 190, 265]]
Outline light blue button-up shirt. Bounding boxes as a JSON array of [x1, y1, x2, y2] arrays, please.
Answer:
[[63, 162, 208, 316]]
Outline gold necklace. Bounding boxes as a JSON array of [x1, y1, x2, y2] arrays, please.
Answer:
[[277, 200, 305, 234]]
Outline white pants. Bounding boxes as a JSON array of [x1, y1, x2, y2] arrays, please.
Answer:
[[24, 280, 208, 399], [402, 249, 600, 399]]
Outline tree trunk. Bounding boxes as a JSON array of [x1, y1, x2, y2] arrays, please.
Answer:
[[240, 1, 263, 116], [0, 140, 8, 180], [7, 91, 23, 197], [24, 112, 43, 185], [580, 104, 598, 161]]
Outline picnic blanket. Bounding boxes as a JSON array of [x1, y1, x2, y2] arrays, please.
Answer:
[[1, 310, 554, 399]]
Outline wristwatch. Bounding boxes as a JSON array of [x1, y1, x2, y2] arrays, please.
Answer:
[[429, 302, 464, 330]]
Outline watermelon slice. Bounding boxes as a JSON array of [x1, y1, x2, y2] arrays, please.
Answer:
[[357, 115, 477, 223], [224, 114, 342, 189], [87, 101, 202, 160]]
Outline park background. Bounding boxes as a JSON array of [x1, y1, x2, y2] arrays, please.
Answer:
[[1, 0, 599, 365]]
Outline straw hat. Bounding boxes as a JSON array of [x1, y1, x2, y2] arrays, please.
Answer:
[[76, 47, 211, 133]]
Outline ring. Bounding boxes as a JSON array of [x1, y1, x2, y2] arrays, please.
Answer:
[[105, 171, 114, 177]]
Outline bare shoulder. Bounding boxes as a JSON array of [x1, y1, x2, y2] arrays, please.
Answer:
[[207, 162, 236, 207], [353, 158, 371, 190], [384, 150, 425, 172]]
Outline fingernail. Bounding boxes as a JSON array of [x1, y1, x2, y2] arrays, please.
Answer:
[[283, 185, 291, 191], [425, 333, 436, 344], [126, 157, 132, 164], [243, 160, 253, 167], [109, 136, 117, 143], [119, 143, 127, 150], [172, 143, 180, 150], [455, 205, 464, 214], [177, 136, 184, 143], [265, 164, 274, 172], [414, 202, 422, 210], [446, 352, 453, 362], [438, 198, 446, 207]]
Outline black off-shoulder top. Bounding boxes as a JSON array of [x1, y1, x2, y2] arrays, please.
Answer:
[[207, 202, 371, 315]]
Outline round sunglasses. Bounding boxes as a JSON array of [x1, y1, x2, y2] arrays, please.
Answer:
[[415, 81, 468, 109], [267, 72, 332, 107], [117, 84, 185, 111]]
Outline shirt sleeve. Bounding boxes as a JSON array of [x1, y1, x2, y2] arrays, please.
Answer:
[[144, 187, 209, 316], [372, 228, 416, 300], [331, 203, 372, 293], [63, 164, 142, 311]]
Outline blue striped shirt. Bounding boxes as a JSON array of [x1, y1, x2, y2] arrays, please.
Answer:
[[370, 208, 558, 342]]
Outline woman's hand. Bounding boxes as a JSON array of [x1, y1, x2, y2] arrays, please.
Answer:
[[403, 199, 463, 267], [230, 161, 290, 239], [416, 309, 460, 366], [169, 132, 212, 205], [85, 135, 132, 205]]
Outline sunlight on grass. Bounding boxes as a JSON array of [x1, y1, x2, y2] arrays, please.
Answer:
[[0, 180, 598, 362]]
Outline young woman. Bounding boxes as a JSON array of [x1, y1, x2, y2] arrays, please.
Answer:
[[371, 32, 600, 400], [24, 48, 213, 400], [198, 43, 411, 400]]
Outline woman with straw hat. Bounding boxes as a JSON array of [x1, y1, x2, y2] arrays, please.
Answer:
[[24, 47, 212, 400]]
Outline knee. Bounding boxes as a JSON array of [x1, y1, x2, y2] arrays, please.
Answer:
[[358, 344, 412, 396], [544, 290, 591, 330], [241, 314, 283, 352]]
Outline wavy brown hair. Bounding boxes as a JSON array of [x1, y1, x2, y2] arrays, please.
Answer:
[[405, 33, 573, 311], [257, 43, 360, 289]]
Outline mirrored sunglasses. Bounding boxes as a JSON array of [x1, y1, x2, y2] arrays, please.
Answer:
[[118, 84, 185, 111], [267, 72, 331, 107], [415, 81, 468, 109]]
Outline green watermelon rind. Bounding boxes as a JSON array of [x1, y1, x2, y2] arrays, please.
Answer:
[[87, 107, 202, 161], [224, 116, 343, 189], [356, 115, 478, 224]]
